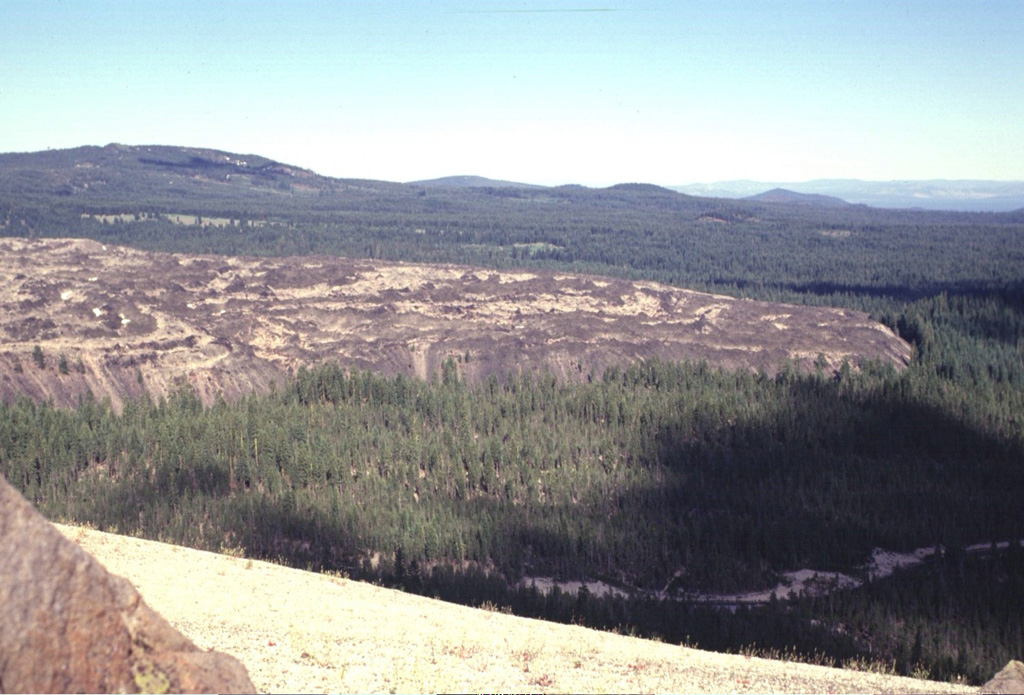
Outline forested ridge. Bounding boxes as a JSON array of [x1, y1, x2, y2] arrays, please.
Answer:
[[1, 145, 1023, 683]]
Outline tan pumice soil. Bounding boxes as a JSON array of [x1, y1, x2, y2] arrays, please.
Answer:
[[57, 524, 970, 694]]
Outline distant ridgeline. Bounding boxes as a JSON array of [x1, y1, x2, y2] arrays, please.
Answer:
[[675, 179, 1024, 212], [2, 144, 1024, 685], [1, 144, 1022, 311]]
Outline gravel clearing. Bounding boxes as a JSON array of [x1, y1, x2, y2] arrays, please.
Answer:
[[56, 524, 973, 694]]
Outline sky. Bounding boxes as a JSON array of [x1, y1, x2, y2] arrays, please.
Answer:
[[3, 0, 1023, 187]]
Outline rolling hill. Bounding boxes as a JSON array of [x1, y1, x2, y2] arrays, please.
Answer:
[[408, 174, 544, 188], [743, 187, 852, 208]]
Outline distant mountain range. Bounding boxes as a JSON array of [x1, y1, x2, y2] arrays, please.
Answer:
[[410, 175, 1024, 212], [408, 175, 543, 189], [2, 143, 1021, 213], [673, 179, 1024, 212]]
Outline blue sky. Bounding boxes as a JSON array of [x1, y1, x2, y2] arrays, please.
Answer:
[[3, 0, 1022, 186]]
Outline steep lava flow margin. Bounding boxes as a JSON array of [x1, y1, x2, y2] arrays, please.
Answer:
[[0, 238, 911, 409]]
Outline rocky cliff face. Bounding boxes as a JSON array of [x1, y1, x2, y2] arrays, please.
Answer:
[[0, 238, 912, 409]]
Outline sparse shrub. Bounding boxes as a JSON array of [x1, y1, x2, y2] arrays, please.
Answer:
[[479, 600, 512, 614], [219, 542, 245, 558]]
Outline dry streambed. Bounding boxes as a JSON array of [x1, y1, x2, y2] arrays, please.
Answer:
[[55, 524, 970, 694]]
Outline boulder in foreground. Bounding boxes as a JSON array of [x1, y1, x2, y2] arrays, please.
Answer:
[[0, 473, 255, 694], [981, 660, 1024, 694]]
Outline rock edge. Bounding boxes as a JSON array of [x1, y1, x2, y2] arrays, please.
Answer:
[[0, 473, 255, 694]]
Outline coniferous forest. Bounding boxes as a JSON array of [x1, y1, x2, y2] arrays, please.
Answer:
[[1, 146, 1023, 683]]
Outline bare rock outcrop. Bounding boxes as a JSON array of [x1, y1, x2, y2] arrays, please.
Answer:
[[981, 660, 1024, 694], [0, 473, 255, 694], [0, 237, 913, 410]]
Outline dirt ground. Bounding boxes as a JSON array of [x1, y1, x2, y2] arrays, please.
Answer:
[[1, 237, 911, 409], [54, 523, 971, 695]]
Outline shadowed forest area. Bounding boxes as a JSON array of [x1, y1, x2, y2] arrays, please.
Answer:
[[2, 146, 1023, 683]]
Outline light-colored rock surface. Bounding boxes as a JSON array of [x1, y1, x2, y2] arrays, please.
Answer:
[[980, 660, 1024, 694], [56, 523, 972, 694]]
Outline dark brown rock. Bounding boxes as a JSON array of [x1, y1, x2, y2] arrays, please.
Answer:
[[981, 660, 1024, 694], [0, 237, 912, 411], [0, 474, 255, 694]]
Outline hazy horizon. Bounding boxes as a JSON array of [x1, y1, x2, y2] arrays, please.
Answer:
[[4, 1, 1023, 187]]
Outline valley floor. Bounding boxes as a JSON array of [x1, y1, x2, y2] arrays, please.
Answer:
[[521, 541, 1019, 608], [55, 524, 973, 694]]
